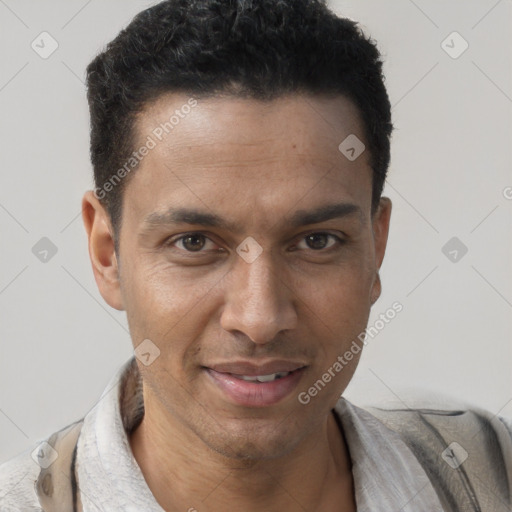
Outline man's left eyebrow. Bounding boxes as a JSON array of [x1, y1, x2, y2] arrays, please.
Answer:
[[141, 202, 364, 233], [288, 202, 365, 228]]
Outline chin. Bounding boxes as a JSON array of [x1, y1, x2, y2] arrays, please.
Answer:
[[208, 437, 295, 462], [199, 420, 300, 461]]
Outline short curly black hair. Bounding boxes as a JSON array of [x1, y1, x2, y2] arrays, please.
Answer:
[[86, 0, 392, 246]]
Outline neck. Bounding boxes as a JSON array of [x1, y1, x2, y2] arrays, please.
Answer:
[[129, 390, 356, 512]]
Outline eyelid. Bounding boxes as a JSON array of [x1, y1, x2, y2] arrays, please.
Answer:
[[299, 229, 346, 239]]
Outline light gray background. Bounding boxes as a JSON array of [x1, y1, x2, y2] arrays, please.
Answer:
[[0, 0, 511, 463]]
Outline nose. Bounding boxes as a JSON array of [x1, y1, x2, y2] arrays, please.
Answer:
[[220, 249, 298, 345]]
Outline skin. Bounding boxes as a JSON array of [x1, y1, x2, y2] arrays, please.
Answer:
[[82, 93, 392, 511]]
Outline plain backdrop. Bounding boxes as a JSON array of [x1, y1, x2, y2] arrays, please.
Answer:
[[0, 0, 511, 463]]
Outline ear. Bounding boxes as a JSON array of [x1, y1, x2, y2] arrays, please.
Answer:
[[82, 190, 124, 311], [369, 197, 392, 306]]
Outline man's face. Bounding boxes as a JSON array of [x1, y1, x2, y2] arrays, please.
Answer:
[[86, 93, 391, 460]]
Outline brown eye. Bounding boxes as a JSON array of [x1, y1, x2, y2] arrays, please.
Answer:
[[298, 232, 341, 251], [164, 232, 222, 254], [180, 234, 207, 251], [305, 233, 330, 250]]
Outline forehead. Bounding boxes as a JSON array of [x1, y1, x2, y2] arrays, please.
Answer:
[[137, 92, 366, 154], [123, 93, 372, 230]]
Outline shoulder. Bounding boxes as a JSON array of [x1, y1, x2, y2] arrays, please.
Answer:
[[349, 393, 512, 449], [365, 399, 512, 454], [360, 397, 512, 509], [0, 444, 42, 511], [0, 418, 84, 512]]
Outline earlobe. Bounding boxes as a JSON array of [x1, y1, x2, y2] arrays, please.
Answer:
[[81, 191, 125, 311], [370, 272, 381, 305]]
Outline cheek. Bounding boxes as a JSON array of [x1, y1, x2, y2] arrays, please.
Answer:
[[297, 249, 374, 318], [121, 258, 219, 352], [313, 281, 371, 359], [296, 253, 373, 368]]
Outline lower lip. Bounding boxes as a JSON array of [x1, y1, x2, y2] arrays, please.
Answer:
[[205, 367, 306, 407]]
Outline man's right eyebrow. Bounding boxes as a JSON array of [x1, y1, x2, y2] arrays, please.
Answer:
[[143, 208, 242, 233]]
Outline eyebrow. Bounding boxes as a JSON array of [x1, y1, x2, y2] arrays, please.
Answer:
[[142, 202, 364, 233]]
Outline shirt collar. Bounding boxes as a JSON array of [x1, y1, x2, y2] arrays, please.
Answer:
[[76, 357, 163, 512], [334, 399, 444, 511], [76, 357, 443, 511]]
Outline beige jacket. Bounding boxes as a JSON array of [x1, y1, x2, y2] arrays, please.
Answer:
[[0, 357, 511, 511]]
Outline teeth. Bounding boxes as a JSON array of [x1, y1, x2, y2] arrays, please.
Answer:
[[238, 375, 259, 382], [255, 373, 278, 383], [238, 371, 291, 383]]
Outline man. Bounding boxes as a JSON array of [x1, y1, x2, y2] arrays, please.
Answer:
[[1, 0, 510, 510]]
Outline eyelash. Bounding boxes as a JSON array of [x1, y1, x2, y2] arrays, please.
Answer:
[[163, 231, 346, 254]]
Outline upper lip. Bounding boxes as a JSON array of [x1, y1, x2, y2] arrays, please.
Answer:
[[206, 360, 307, 376]]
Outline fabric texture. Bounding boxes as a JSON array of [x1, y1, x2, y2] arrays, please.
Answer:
[[0, 356, 510, 511]]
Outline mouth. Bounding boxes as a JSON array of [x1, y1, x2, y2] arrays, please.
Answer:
[[203, 362, 307, 407]]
